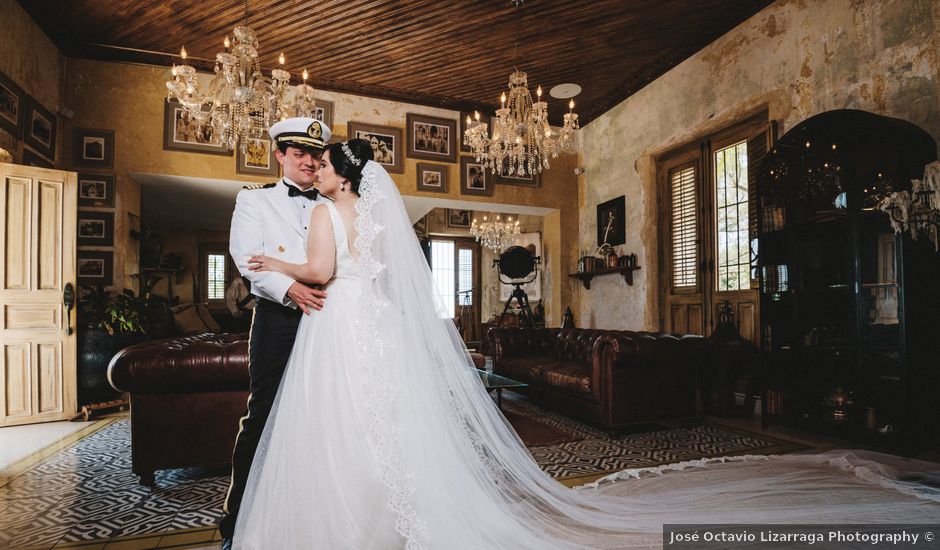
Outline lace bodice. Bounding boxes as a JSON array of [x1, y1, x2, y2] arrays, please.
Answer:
[[321, 201, 359, 280]]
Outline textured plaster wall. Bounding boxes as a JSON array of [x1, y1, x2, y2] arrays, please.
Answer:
[[0, 0, 66, 160], [579, 0, 940, 331]]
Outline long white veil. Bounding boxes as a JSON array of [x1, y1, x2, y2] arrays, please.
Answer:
[[345, 160, 940, 549]]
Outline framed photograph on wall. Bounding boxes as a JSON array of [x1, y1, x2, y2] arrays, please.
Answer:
[[24, 96, 56, 160], [313, 99, 334, 130], [347, 121, 403, 173], [446, 209, 472, 229], [0, 71, 26, 138], [23, 148, 54, 168], [596, 195, 626, 247], [236, 137, 279, 177], [406, 113, 456, 163], [460, 156, 493, 196], [499, 231, 541, 302], [416, 163, 448, 193], [78, 173, 116, 208], [77, 250, 113, 285], [77, 211, 115, 247], [163, 100, 230, 156], [74, 128, 115, 169]]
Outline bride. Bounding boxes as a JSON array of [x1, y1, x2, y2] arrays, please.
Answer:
[[235, 139, 940, 549]]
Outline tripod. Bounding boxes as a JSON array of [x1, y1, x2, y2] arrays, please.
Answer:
[[498, 283, 536, 328]]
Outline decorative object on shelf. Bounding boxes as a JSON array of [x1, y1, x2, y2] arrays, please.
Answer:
[[347, 121, 403, 173], [596, 195, 626, 247], [74, 128, 115, 168], [163, 100, 231, 155], [77, 210, 115, 247], [23, 95, 56, 160], [78, 172, 116, 208], [569, 265, 641, 289], [406, 113, 457, 163], [0, 70, 27, 138], [164, 0, 323, 153], [879, 161, 940, 251], [236, 136, 279, 176], [459, 156, 493, 196], [471, 212, 520, 252], [462, 0, 578, 177], [416, 163, 448, 193], [605, 246, 619, 268]]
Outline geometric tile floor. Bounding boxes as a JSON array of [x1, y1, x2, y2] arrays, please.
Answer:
[[0, 399, 806, 549]]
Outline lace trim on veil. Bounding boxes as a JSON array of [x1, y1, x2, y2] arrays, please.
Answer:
[[353, 162, 430, 550]]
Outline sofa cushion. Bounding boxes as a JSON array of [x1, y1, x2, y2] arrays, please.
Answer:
[[496, 356, 550, 382], [538, 361, 592, 395]]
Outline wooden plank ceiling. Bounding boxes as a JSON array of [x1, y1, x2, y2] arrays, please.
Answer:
[[18, 0, 772, 126]]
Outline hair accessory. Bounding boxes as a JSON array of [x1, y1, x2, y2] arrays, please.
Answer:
[[342, 141, 362, 166]]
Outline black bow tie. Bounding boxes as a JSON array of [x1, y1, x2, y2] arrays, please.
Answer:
[[284, 182, 319, 200]]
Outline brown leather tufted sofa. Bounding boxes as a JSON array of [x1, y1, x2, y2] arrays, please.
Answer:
[[489, 328, 707, 432], [108, 332, 250, 485]]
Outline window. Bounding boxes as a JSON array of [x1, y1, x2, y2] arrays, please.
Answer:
[[431, 240, 456, 318], [670, 163, 698, 290], [430, 237, 479, 321], [199, 243, 231, 305], [714, 140, 750, 291], [207, 253, 227, 300]]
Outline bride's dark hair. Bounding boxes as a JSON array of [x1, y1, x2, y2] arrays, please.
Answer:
[[325, 138, 375, 195]]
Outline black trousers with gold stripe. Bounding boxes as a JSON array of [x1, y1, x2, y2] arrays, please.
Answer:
[[219, 298, 302, 539]]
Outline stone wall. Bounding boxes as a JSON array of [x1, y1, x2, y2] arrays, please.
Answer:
[[579, 0, 940, 330]]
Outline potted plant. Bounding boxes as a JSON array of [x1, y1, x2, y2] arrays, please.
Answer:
[[76, 281, 172, 406]]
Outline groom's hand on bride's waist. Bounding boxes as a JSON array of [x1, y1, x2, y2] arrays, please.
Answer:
[[287, 282, 326, 314]]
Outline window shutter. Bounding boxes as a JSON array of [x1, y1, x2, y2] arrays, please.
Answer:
[[746, 131, 768, 241], [670, 163, 698, 290]]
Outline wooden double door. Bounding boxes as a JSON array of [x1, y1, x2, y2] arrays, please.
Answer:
[[0, 163, 77, 426], [658, 116, 773, 344]]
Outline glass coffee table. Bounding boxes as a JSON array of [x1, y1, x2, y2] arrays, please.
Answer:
[[476, 369, 527, 409]]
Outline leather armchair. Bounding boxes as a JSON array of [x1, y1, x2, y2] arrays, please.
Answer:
[[489, 328, 706, 432], [108, 332, 250, 485]]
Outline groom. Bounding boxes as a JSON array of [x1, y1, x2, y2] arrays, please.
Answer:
[[219, 117, 332, 547]]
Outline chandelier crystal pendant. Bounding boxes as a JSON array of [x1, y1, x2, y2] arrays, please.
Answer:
[[164, 0, 319, 153], [463, 1, 579, 177], [879, 161, 940, 251], [470, 214, 521, 252]]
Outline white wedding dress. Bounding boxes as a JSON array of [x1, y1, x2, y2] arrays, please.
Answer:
[[234, 162, 940, 550]]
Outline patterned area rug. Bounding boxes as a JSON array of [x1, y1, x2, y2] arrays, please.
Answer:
[[501, 396, 807, 486], [0, 401, 806, 549]]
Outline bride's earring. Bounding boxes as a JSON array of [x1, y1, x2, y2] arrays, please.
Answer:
[[340, 180, 347, 192]]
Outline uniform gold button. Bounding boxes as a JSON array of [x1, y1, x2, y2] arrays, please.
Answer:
[[278, 246, 285, 253]]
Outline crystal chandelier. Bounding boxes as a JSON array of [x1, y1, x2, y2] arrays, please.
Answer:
[[470, 214, 521, 252], [463, 0, 579, 177], [879, 161, 940, 251], [165, 0, 319, 153]]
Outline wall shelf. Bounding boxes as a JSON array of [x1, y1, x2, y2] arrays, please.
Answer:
[[569, 266, 641, 289]]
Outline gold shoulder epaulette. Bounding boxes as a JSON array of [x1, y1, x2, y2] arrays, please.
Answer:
[[243, 182, 278, 190]]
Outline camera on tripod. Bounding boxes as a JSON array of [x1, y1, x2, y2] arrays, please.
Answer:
[[493, 245, 540, 327]]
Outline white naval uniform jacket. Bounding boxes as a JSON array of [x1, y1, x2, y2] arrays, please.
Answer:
[[229, 179, 325, 307]]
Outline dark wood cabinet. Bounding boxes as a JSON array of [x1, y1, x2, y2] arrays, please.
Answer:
[[756, 110, 940, 453]]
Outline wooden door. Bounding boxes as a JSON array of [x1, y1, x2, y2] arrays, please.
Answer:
[[0, 163, 78, 426]]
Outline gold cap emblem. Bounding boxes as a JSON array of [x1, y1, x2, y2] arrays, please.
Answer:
[[307, 120, 323, 139]]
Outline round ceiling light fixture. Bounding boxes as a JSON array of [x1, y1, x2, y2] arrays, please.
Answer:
[[549, 83, 581, 99]]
